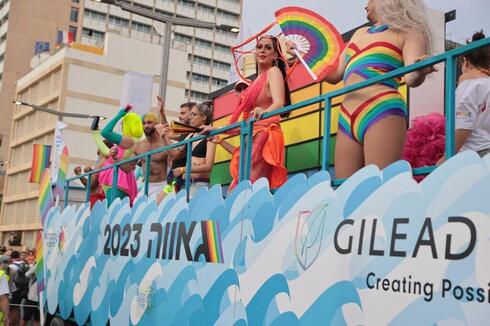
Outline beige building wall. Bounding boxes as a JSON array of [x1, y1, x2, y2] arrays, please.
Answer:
[[0, 0, 76, 202], [0, 32, 187, 248]]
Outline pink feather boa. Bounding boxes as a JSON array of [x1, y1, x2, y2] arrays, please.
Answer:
[[403, 113, 445, 179]]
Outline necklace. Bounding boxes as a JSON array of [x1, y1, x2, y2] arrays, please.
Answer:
[[367, 24, 388, 34]]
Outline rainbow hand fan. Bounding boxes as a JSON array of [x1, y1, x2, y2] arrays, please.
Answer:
[[275, 6, 344, 81], [170, 120, 202, 134]]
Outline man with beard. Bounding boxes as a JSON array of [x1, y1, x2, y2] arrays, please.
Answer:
[[133, 112, 169, 197]]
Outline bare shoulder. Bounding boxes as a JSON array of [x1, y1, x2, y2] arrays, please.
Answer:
[[133, 138, 148, 154], [351, 27, 369, 41], [268, 66, 283, 77], [400, 29, 425, 43], [267, 66, 284, 84]]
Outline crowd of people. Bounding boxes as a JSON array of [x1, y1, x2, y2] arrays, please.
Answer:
[[71, 0, 489, 208], [0, 247, 40, 326]]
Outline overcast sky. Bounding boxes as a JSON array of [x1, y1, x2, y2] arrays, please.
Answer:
[[241, 0, 490, 44]]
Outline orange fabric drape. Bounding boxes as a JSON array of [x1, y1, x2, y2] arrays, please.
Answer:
[[229, 122, 287, 190]]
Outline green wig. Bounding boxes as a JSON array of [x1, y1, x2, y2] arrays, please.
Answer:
[[122, 112, 143, 139]]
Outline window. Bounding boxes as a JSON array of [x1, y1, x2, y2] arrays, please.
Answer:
[[69, 26, 77, 41], [175, 33, 192, 44], [0, 33, 6, 43], [131, 21, 151, 34], [72, 0, 79, 3], [213, 60, 231, 70], [187, 72, 209, 83], [70, 7, 79, 23], [178, 0, 195, 8], [109, 15, 129, 28], [212, 77, 228, 87], [198, 3, 214, 14], [214, 43, 230, 53], [155, 8, 174, 18], [217, 9, 239, 21], [82, 28, 105, 40], [195, 38, 212, 49], [186, 89, 208, 100], [0, 13, 8, 26], [0, 53, 4, 63], [84, 9, 106, 22], [189, 55, 211, 66]]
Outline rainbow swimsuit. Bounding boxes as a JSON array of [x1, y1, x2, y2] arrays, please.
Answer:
[[339, 40, 407, 143]]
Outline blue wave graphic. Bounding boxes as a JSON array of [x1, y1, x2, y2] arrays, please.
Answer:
[[42, 152, 490, 325]]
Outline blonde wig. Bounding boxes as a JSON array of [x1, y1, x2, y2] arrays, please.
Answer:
[[375, 0, 433, 53], [122, 112, 143, 139]]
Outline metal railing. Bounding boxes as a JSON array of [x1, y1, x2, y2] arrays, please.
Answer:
[[65, 37, 490, 207]]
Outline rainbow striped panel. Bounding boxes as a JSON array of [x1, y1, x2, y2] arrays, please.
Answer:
[[54, 146, 70, 196]]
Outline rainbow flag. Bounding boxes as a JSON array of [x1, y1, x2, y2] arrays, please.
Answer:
[[204, 220, 224, 263], [38, 168, 54, 224], [29, 144, 52, 183], [34, 230, 45, 293], [54, 146, 69, 197]]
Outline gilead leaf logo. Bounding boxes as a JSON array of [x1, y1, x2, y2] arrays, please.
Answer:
[[295, 203, 329, 271]]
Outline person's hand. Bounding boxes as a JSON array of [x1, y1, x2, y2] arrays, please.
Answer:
[[286, 40, 297, 57], [172, 167, 185, 177], [155, 123, 171, 137], [414, 54, 437, 76], [74, 166, 82, 175], [157, 95, 165, 116], [109, 146, 119, 161], [83, 166, 93, 173], [209, 135, 222, 144], [199, 125, 214, 135], [252, 107, 266, 120]]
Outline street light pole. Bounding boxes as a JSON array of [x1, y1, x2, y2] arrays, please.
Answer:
[[13, 101, 106, 120], [160, 22, 173, 102]]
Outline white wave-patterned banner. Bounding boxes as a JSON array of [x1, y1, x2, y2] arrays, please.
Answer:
[[43, 151, 490, 325]]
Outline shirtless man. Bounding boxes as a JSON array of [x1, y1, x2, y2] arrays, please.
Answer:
[[133, 112, 169, 197]]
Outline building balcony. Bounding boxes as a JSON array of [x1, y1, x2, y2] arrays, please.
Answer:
[[193, 46, 212, 58], [84, 0, 109, 13], [83, 16, 107, 31], [189, 80, 210, 94], [80, 35, 105, 48], [216, 0, 240, 15], [212, 49, 232, 62], [191, 63, 212, 76]]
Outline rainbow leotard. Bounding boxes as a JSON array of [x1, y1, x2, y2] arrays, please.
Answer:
[[339, 31, 407, 143]]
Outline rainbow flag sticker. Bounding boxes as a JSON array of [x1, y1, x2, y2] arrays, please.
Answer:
[[38, 168, 54, 224], [204, 220, 224, 264], [54, 146, 69, 196], [34, 230, 45, 293], [29, 144, 52, 183]]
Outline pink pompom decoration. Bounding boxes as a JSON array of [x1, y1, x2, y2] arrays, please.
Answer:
[[403, 113, 446, 180]]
